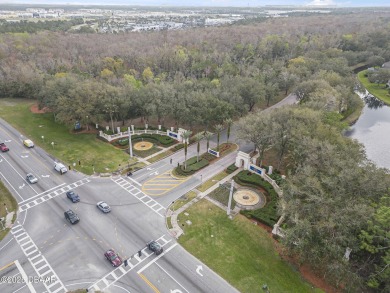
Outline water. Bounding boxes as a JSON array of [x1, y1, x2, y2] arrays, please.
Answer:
[[346, 92, 390, 169]]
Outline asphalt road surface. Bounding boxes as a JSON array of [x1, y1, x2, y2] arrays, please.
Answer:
[[0, 94, 297, 293]]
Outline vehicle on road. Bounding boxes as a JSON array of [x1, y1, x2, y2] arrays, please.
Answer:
[[147, 240, 163, 255], [97, 201, 111, 213], [104, 249, 122, 267], [54, 162, 68, 174], [26, 173, 38, 184], [23, 139, 34, 148], [0, 142, 9, 152], [64, 209, 80, 224], [66, 191, 80, 203]]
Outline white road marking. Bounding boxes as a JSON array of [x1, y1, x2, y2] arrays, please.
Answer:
[[15, 259, 37, 293], [0, 238, 14, 252], [111, 177, 166, 217], [0, 171, 24, 201], [155, 262, 189, 293], [113, 284, 132, 292], [19, 178, 90, 212], [137, 243, 178, 274], [88, 235, 172, 292], [11, 223, 67, 293], [126, 176, 142, 187], [196, 265, 204, 277], [19, 183, 66, 203]]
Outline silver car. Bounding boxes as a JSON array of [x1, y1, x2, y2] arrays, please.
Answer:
[[97, 201, 111, 213], [26, 173, 38, 184]]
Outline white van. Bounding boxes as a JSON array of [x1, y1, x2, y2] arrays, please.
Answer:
[[54, 162, 68, 174]]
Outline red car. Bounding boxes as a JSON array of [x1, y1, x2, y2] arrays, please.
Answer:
[[104, 249, 122, 267], [0, 143, 9, 152]]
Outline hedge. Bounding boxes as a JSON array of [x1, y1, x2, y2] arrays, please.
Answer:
[[113, 134, 175, 147], [226, 163, 238, 174], [234, 171, 279, 227], [175, 158, 209, 176]]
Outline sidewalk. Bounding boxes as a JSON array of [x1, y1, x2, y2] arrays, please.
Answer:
[[167, 168, 243, 239]]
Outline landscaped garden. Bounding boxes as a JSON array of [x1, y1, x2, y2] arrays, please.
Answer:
[[0, 181, 18, 241], [178, 199, 322, 293], [234, 170, 280, 227], [175, 143, 237, 176]]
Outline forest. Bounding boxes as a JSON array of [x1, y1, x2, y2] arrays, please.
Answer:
[[0, 10, 389, 292]]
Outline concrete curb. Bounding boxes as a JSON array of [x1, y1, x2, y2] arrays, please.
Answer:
[[168, 168, 243, 239]]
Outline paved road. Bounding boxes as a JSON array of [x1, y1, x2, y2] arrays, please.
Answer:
[[0, 94, 296, 293], [0, 118, 239, 293]]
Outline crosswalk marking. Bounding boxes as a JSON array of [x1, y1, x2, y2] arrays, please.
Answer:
[[11, 223, 67, 293], [19, 178, 90, 212], [111, 177, 166, 217], [88, 235, 173, 292]]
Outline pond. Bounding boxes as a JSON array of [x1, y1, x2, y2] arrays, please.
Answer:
[[345, 91, 390, 169]]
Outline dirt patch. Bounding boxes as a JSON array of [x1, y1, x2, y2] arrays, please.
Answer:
[[30, 104, 50, 114], [249, 218, 339, 293]]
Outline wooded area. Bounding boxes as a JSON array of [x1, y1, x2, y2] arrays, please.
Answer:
[[0, 11, 389, 292]]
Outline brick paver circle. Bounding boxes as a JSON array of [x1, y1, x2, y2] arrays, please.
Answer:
[[233, 189, 260, 206], [133, 141, 153, 151]]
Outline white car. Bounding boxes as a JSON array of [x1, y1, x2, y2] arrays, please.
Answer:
[[54, 162, 68, 174], [97, 201, 111, 213], [26, 173, 38, 184]]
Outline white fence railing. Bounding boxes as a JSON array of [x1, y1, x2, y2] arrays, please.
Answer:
[[99, 129, 172, 142]]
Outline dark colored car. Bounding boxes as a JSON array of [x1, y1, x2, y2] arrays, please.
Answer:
[[97, 201, 111, 213], [147, 240, 163, 255], [104, 249, 122, 267], [66, 191, 80, 203], [0, 143, 9, 152], [64, 209, 80, 224]]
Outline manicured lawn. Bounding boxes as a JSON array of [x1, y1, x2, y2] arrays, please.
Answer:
[[170, 191, 197, 212], [178, 200, 322, 293], [0, 99, 137, 174], [197, 171, 229, 192], [207, 185, 237, 209], [358, 70, 390, 105]]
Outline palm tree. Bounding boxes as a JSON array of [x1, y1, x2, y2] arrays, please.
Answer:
[[204, 131, 213, 152], [182, 130, 192, 170], [214, 124, 224, 151], [194, 132, 204, 163], [224, 118, 233, 143]]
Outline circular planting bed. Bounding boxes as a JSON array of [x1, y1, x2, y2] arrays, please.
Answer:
[[133, 141, 154, 151], [233, 188, 266, 210]]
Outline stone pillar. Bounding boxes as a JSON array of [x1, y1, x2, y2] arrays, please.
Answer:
[[117, 127, 121, 134], [131, 125, 135, 134], [171, 127, 174, 132], [106, 126, 109, 131], [96, 123, 99, 129], [158, 125, 161, 130], [268, 166, 273, 175]]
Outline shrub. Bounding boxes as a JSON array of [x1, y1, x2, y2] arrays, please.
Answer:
[[235, 171, 279, 227], [201, 152, 217, 162], [173, 144, 184, 151], [226, 163, 238, 174]]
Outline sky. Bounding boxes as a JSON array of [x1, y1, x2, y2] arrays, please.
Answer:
[[2, 0, 390, 7]]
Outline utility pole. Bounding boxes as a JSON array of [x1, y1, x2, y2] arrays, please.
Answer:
[[128, 127, 133, 158], [227, 179, 235, 216]]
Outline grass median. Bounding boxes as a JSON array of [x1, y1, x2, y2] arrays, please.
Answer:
[[0, 99, 136, 174], [178, 199, 322, 293], [0, 180, 18, 241]]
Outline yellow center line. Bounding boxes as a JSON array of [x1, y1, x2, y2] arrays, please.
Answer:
[[139, 273, 160, 293], [0, 261, 15, 271]]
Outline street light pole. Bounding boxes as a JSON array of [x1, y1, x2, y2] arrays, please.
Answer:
[[128, 127, 133, 158]]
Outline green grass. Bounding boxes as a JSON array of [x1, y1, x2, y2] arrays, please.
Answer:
[[197, 171, 229, 192], [0, 99, 137, 175], [170, 191, 197, 211], [178, 200, 322, 293], [358, 70, 390, 105], [166, 217, 173, 229], [0, 180, 18, 241], [207, 185, 237, 209]]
